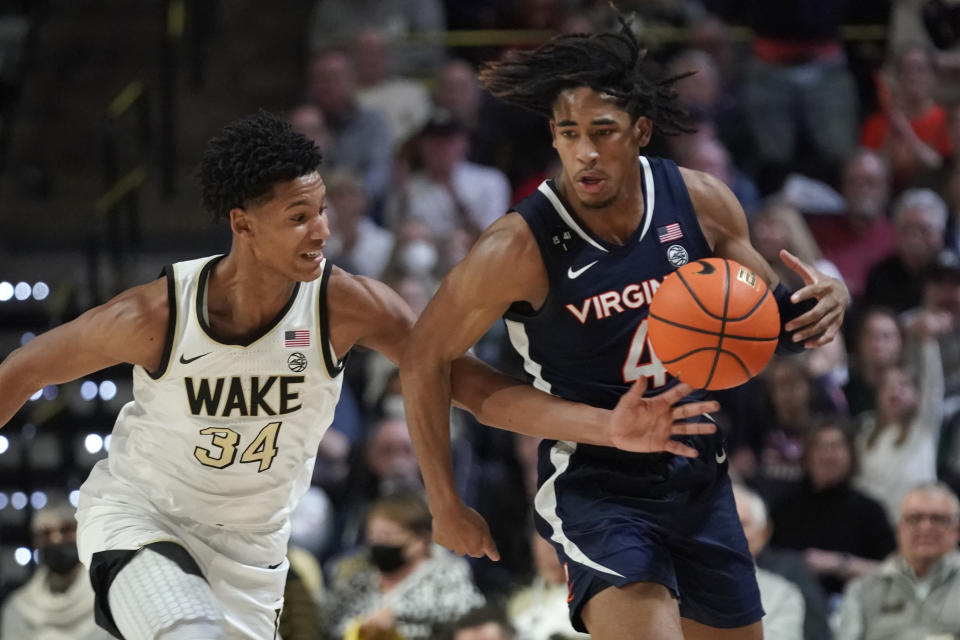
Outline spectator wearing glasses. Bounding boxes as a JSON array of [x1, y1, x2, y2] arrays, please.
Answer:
[[836, 482, 960, 640]]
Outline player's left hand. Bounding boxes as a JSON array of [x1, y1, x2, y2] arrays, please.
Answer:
[[780, 249, 848, 348], [609, 377, 720, 457]]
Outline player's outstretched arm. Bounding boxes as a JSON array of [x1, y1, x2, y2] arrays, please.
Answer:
[[0, 279, 169, 429], [682, 168, 848, 349], [450, 356, 718, 453], [399, 215, 541, 561]]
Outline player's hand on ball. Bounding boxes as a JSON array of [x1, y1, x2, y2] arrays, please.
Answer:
[[780, 249, 848, 348], [431, 502, 501, 561], [609, 377, 720, 457]]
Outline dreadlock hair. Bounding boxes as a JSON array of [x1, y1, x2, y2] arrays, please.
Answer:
[[479, 12, 693, 136], [197, 110, 323, 222]]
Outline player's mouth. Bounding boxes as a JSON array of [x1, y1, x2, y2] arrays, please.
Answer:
[[300, 249, 324, 263], [577, 173, 607, 193]]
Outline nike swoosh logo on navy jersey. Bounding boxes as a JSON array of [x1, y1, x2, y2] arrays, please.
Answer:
[[567, 261, 598, 279], [179, 352, 211, 365], [715, 448, 727, 464]]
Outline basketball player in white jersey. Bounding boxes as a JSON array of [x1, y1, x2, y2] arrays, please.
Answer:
[[0, 112, 718, 640]]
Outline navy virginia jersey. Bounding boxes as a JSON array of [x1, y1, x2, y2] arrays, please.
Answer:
[[503, 157, 762, 629], [504, 156, 712, 415]]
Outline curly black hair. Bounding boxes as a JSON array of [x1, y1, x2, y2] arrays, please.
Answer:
[[478, 13, 692, 136], [197, 110, 323, 222]]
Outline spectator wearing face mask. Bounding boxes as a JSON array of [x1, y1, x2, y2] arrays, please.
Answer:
[[327, 417, 424, 558], [0, 498, 113, 639], [322, 493, 484, 640]]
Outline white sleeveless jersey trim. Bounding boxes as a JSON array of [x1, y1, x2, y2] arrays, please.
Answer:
[[102, 255, 343, 530]]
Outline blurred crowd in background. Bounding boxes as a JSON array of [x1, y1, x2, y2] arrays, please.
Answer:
[[3, 0, 960, 639]]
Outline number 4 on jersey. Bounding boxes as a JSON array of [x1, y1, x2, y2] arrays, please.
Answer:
[[622, 319, 668, 387]]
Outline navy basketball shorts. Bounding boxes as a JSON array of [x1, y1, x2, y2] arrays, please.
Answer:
[[533, 437, 763, 632]]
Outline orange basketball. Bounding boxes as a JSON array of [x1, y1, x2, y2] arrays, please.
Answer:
[[647, 258, 780, 390]]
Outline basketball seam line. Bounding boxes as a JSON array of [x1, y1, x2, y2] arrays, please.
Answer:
[[674, 263, 772, 322], [659, 346, 753, 378], [736, 286, 772, 322], [705, 261, 732, 388], [648, 313, 778, 341], [675, 264, 718, 319]]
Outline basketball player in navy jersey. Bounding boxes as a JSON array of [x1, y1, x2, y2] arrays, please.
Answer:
[[401, 20, 848, 640], [0, 112, 717, 640]]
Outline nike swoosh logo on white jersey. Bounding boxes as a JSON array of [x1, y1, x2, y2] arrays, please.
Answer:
[[179, 352, 211, 365], [567, 261, 598, 279], [715, 448, 727, 464]]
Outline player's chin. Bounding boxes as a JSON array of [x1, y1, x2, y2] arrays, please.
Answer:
[[577, 187, 617, 210], [293, 258, 324, 281]]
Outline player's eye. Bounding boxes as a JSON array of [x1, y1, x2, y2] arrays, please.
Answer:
[[595, 129, 612, 136]]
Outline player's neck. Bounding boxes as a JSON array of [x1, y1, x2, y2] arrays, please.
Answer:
[[558, 169, 645, 245], [205, 253, 297, 340]]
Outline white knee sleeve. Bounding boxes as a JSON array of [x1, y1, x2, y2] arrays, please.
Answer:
[[108, 547, 226, 640]]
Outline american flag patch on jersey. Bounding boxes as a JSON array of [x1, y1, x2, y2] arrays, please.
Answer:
[[285, 330, 310, 347], [657, 223, 683, 243]]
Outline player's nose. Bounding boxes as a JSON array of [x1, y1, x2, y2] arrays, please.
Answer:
[[310, 210, 331, 239], [575, 137, 599, 163]]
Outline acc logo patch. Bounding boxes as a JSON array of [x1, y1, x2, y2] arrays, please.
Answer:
[[736, 267, 757, 287], [287, 352, 307, 373], [666, 244, 689, 267]]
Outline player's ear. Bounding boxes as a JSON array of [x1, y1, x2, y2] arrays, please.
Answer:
[[549, 119, 558, 149], [634, 116, 653, 148], [230, 207, 253, 237]]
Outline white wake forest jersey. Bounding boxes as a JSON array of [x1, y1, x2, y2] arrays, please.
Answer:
[[105, 255, 344, 530]]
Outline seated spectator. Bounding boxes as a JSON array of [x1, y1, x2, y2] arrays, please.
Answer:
[[919, 249, 960, 418], [836, 483, 960, 639], [922, 251, 960, 487], [389, 108, 510, 241], [844, 307, 905, 416], [322, 493, 484, 640], [771, 423, 896, 597], [667, 47, 749, 165], [855, 312, 946, 521], [280, 558, 323, 640], [306, 50, 393, 209], [307, 0, 446, 77], [507, 532, 589, 640], [718, 0, 859, 191], [861, 44, 952, 191], [352, 27, 432, 148], [288, 103, 332, 156], [446, 605, 516, 640], [944, 157, 960, 253], [749, 200, 843, 292], [0, 498, 112, 639], [731, 357, 835, 489], [863, 188, 949, 312], [330, 417, 424, 554], [467, 433, 538, 598], [732, 483, 806, 640], [673, 132, 760, 215], [433, 59, 483, 139], [806, 149, 897, 300], [324, 169, 395, 280]]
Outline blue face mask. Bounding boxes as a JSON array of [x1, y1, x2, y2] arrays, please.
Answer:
[[369, 544, 407, 573]]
